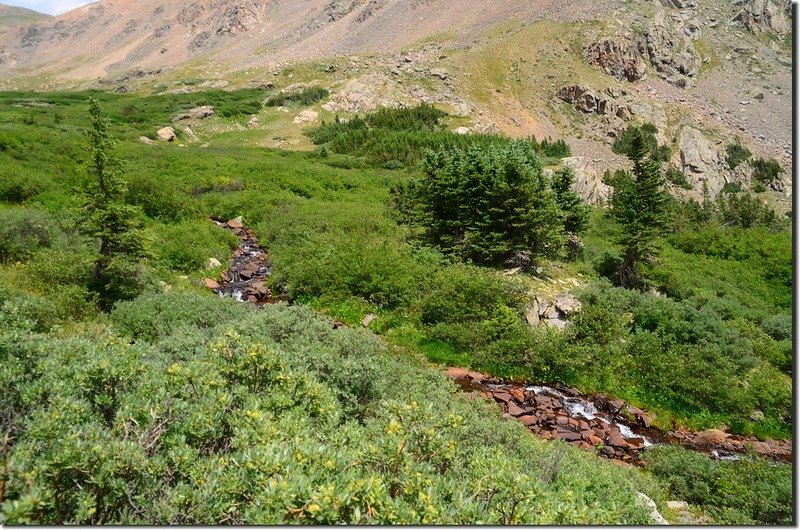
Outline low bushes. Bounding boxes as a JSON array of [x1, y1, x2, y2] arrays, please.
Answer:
[[1, 294, 662, 525], [643, 446, 792, 525]]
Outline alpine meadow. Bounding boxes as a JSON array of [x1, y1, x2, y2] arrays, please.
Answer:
[[0, 0, 793, 525]]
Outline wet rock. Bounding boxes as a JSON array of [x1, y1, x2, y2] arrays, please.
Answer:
[[446, 367, 470, 379], [607, 428, 629, 448], [493, 392, 513, 404], [157, 126, 177, 142], [556, 430, 582, 442], [752, 441, 773, 456], [585, 37, 646, 82], [509, 388, 525, 402]]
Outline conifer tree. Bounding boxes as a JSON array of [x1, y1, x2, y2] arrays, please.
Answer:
[[609, 129, 671, 289], [552, 166, 589, 235], [82, 98, 151, 309]]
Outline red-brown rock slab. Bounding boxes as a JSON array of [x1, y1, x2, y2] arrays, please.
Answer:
[[627, 437, 646, 448], [467, 371, 487, 381], [752, 441, 773, 456], [588, 435, 604, 446], [579, 441, 593, 450], [509, 388, 525, 402], [493, 392, 512, 404], [507, 402, 527, 417], [579, 429, 593, 440], [226, 217, 244, 229], [519, 415, 538, 427], [607, 430, 629, 448], [557, 431, 582, 442], [203, 278, 220, 289]]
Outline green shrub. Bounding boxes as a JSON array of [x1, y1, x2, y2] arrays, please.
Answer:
[[664, 165, 692, 189], [265, 86, 329, 107], [720, 181, 741, 194], [1, 295, 664, 525], [0, 172, 55, 203], [612, 123, 670, 164], [725, 141, 751, 170], [154, 220, 238, 273], [0, 207, 58, 263], [643, 446, 792, 525], [751, 157, 782, 184]]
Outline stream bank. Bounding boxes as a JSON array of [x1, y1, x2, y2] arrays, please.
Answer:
[[205, 217, 791, 467]]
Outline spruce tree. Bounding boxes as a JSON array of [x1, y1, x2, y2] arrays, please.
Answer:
[[552, 166, 589, 235], [610, 129, 671, 289], [82, 98, 150, 310]]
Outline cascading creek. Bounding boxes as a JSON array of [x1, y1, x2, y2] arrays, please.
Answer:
[[447, 368, 791, 466], [206, 216, 286, 305], [204, 217, 791, 466]]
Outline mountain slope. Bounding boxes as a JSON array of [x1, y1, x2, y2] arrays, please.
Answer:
[[0, 0, 791, 205], [0, 4, 51, 28]]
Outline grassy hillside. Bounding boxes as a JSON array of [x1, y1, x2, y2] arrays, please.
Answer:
[[0, 89, 792, 524]]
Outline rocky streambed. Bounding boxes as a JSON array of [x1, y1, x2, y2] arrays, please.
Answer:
[[204, 216, 287, 305], [205, 217, 791, 467], [447, 368, 791, 466]]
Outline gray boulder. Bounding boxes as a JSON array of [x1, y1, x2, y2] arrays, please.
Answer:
[[674, 126, 725, 198], [157, 126, 177, 142], [561, 157, 613, 205]]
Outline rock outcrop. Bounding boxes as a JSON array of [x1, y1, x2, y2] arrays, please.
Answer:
[[646, 10, 702, 88], [174, 105, 215, 121], [673, 126, 726, 198], [734, 0, 791, 34], [585, 37, 646, 82], [561, 157, 613, 205], [556, 85, 631, 120], [525, 293, 583, 330]]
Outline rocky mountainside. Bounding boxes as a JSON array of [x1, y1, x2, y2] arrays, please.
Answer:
[[0, 0, 792, 206]]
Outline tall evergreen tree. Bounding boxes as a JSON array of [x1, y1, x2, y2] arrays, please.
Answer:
[[82, 98, 151, 309], [552, 166, 589, 235], [609, 129, 672, 289]]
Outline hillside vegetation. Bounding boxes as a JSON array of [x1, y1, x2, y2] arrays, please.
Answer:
[[0, 89, 792, 525]]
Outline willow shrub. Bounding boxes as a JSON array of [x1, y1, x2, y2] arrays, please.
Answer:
[[1, 292, 662, 525]]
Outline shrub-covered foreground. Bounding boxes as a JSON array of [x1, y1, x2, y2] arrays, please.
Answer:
[[1, 293, 662, 525], [644, 446, 792, 525]]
